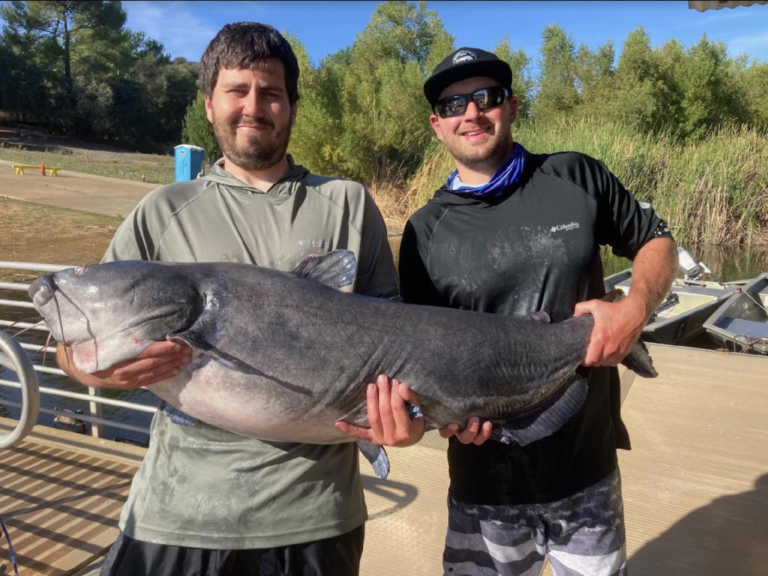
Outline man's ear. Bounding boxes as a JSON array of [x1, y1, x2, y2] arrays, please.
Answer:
[[429, 114, 445, 142], [204, 94, 214, 124], [509, 96, 519, 124], [291, 102, 298, 126]]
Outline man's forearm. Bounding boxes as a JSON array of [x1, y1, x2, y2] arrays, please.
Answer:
[[625, 237, 678, 318]]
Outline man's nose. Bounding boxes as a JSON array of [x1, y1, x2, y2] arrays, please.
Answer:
[[463, 100, 482, 121], [242, 89, 264, 117]]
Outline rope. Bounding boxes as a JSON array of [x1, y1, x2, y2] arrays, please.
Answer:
[[0, 515, 20, 576]]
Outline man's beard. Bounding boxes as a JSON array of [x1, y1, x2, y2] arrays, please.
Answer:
[[446, 128, 513, 171], [212, 113, 292, 171]]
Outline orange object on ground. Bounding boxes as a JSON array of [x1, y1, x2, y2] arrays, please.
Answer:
[[40, 162, 46, 176]]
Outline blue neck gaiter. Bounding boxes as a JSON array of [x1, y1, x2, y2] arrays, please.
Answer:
[[447, 143, 528, 197]]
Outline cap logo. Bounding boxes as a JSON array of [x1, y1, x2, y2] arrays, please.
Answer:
[[453, 50, 477, 64]]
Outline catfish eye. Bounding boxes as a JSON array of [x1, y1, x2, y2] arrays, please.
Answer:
[[74, 266, 86, 276]]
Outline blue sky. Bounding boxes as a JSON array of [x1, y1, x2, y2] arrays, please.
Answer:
[[115, 1, 768, 66], [3, 1, 768, 66]]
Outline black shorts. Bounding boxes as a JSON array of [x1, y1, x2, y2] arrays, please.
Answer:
[[100, 526, 365, 576]]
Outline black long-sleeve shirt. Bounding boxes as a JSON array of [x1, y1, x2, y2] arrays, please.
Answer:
[[399, 151, 673, 505]]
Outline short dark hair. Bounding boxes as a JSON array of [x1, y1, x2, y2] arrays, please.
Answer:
[[200, 22, 300, 104]]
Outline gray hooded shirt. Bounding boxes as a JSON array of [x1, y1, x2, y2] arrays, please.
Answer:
[[103, 157, 398, 548]]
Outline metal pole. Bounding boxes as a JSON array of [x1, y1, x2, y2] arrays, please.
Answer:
[[88, 386, 104, 438], [0, 332, 40, 448]]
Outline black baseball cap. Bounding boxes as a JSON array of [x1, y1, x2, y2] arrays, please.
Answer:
[[424, 47, 512, 108]]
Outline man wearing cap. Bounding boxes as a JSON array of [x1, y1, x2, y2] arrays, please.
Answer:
[[399, 48, 678, 575]]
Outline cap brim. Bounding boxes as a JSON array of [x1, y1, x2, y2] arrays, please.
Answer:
[[424, 60, 512, 106]]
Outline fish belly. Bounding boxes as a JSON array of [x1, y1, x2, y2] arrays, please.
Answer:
[[148, 361, 357, 444]]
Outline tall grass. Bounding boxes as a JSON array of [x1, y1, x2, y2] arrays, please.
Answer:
[[407, 119, 768, 246]]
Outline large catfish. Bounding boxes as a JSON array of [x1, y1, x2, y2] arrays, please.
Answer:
[[29, 251, 656, 478]]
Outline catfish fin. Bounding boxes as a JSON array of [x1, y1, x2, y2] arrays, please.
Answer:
[[621, 338, 658, 378], [489, 377, 588, 446], [292, 250, 357, 289], [160, 401, 198, 427], [357, 440, 390, 479], [167, 332, 313, 396], [529, 311, 551, 323], [167, 332, 248, 372], [599, 288, 658, 377]]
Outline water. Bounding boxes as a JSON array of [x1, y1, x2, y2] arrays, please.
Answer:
[[1, 244, 766, 441], [601, 244, 768, 282]]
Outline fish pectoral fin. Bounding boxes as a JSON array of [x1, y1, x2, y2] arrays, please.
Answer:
[[160, 402, 198, 427], [292, 250, 357, 289], [489, 377, 588, 446], [356, 440, 390, 480], [167, 332, 314, 396], [529, 311, 551, 323], [168, 332, 248, 372]]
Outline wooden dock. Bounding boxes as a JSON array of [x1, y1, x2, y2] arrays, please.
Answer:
[[1, 344, 767, 576]]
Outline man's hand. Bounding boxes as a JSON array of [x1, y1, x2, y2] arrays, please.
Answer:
[[57, 341, 192, 390], [576, 236, 677, 367], [335, 375, 425, 447], [574, 296, 647, 367], [439, 418, 493, 446]]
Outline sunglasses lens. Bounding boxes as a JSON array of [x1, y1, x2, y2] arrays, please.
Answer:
[[474, 87, 506, 110], [474, 89, 491, 109], [438, 95, 468, 118]]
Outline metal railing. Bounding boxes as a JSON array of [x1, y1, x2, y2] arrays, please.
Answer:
[[0, 262, 156, 445]]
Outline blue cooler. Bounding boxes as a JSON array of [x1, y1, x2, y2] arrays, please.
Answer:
[[174, 145, 206, 182]]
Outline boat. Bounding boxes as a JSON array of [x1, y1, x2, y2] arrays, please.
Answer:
[[602, 248, 745, 346], [703, 273, 768, 355], [604, 269, 740, 345]]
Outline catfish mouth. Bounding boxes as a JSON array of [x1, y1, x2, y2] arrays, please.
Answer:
[[29, 271, 203, 373]]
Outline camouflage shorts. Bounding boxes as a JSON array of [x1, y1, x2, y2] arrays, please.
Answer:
[[443, 469, 626, 576]]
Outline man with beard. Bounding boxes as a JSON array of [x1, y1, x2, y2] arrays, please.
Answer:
[[56, 22, 423, 576], [399, 48, 678, 575]]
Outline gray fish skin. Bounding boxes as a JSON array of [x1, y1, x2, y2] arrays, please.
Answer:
[[29, 254, 655, 447]]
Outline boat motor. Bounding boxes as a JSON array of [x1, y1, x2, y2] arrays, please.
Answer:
[[677, 247, 727, 288], [677, 247, 701, 281]]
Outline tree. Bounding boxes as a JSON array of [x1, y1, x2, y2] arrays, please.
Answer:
[[493, 36, 534, 119], [740, 60, 768, 130], [573, 41, 616, 119], [673, 34, 749, 138], [534, 24, 579, 119], [284, 33, 348, 176], [612, 27, 682, 134], [24, 1, 126, 113], [338, 0, 454, 181], [181, 92, 221, 160], [0, 2, 50, 123]]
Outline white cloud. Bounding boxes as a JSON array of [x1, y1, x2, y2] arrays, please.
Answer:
[[124, 1, 220, 61], [728, 31, 768, 57]]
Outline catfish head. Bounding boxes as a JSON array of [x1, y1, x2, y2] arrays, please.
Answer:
[[29, 261, 204, 373]]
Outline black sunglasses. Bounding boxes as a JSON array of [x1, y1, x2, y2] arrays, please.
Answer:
[[434, 86, 510, 119]]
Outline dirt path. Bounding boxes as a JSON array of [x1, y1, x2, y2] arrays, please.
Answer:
[[0, 160, 156, 218]]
